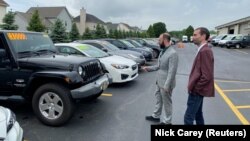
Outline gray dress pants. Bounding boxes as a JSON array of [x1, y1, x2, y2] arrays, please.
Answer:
[[152, 85, 172, 124]]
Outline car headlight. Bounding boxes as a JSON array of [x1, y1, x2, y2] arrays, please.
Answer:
[[6, 109, 16, 133], [78, 66, 86, 77], [127, 54, 138, 59], [111, 64, 129, 69], [78, 66, 83, 75]]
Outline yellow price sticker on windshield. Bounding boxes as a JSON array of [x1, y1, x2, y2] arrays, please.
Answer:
[[43, 34, 49, 38], [77, 45, 89, 50], [7, 33, 27, 40]]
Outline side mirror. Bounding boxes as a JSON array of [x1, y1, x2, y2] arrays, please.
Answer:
[[243, 37, 247, 40], [102, 48, 108, 52], [0, 49, 6, 58]]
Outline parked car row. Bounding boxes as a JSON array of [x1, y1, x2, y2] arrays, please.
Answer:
[[0, 31, 162, 131], [211, 34, 250, 49]]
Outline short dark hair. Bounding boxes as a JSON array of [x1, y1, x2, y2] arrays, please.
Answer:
[[162, 33, 171, 41], [196, 27, 210, 40]]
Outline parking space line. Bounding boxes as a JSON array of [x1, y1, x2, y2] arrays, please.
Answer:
[[101, 93, 113, 97], [234, 49, 248, 54], [214, 83, 249, 125], [222, 89, 250, 92], [236, 105, 250, 109], [215, 80, 250, 83]]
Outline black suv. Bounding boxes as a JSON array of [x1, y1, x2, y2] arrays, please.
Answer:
[[0, 31, 111, 126], [226, 35, 250, 49]]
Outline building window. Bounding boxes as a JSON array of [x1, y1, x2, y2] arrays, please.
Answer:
[[65, 21, 67, 26]]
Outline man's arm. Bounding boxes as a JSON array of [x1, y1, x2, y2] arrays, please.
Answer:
[[163, 53, 178, 91], [194, 50, 213, 91]]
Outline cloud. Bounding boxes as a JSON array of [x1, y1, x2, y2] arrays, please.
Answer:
[[4, 0, 250, 30]]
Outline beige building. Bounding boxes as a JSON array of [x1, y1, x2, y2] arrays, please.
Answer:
[[0, 0, 9, 25], [106, 22, 141, 33], [15, 7, 73, 32], [74, 8, 107, 35], [216, 16, 250, 35]]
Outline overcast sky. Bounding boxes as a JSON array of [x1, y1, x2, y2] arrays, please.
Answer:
[[5, 0, 250, 31]]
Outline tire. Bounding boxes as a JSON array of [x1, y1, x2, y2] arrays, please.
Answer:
[[32, 83, 75, 126], [236, 44, 240, 49]]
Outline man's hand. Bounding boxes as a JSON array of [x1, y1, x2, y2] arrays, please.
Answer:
[[161, 88, 169, 93], [141, 66, 148, 72]]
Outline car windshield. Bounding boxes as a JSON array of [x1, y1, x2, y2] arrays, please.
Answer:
[[129, 40, 142, 47], [224, 35, 234, 40], [76, 44, 109, 58], [5, 32, 56, 58], [233, 35, 243, 40], [215, 35, 225, 39], [120, 40, 135, 48], [144, 39, 158, 46], [100, 41, 120, 51]]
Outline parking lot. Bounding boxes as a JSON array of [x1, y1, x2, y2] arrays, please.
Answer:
[[1, 43, 250, 141]]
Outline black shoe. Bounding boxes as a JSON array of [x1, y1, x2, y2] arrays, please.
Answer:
[[145, 116, 160, 122], [157, 122, 172, 125]]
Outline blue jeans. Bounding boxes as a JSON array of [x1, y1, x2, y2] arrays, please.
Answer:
[[184, 92, 204, 125]]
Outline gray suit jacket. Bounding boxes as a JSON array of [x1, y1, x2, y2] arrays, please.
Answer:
[[147, 46, 178, 90]]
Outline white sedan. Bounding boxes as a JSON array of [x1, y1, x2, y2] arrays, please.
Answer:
[[0, 106, 23, 141], [55, 43, 138, 83]]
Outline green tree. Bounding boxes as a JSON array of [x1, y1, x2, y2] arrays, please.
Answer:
[[100, 25, 107, 38], [50, 19, 67, 43], [153, 22, 167, 37], [210, 30, 217, 35], [114, 29, 119, 39], [0, 11, 18, 30], [27, 10, 46, 32], [95, 24, 102, 38], [118, 30, 123, 39], [122, 30, 126, 38], [82, 27, 93, 39], [169, 30, 184, 40], [69, 23, 80, 41], [108, 29, 115, 38], [147, 25, 155, 37], [185, 25, 194, 41]]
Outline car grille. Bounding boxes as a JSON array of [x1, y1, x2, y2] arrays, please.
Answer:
[[81, 61, 103, 83], [132, 64, 137, 70]]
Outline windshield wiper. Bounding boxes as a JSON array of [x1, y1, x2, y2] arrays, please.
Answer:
[[18, 51, 40, 55], [34, 49, 56, 54]]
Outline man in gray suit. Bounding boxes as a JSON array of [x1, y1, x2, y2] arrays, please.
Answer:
[[142, 33, 178, 125]]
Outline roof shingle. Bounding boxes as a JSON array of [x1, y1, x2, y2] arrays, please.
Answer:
[[0, 0, 9, 6]]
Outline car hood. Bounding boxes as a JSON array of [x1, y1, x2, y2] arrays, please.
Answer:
[[111, 50, 142, 57], [17, 54, 96, 70], [0, 107, 6, 122], [99, 55, 136, 66]]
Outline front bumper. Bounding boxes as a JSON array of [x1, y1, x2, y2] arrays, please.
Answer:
[[6, 122, 23, 141], [71, 74, 111, 99], [108, 65, 139, 83], [135, 58, 146, 67]]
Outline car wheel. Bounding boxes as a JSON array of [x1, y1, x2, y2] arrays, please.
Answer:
[[32, 83, 75, 126], [236, 44, 240, 49]]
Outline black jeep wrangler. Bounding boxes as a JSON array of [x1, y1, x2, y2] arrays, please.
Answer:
[[0, 31, 111, 126]]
